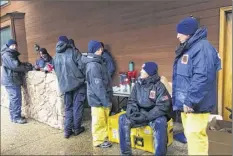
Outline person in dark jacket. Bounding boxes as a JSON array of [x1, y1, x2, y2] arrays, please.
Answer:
[[83, 40, 112, 148], [34, 48, 53, 71], [101, 42, 116, 78], [69, 39, 78, 51], [172, 17, 221, 155], [119, 62, 172, 156], [1, 39, 33, 124], [53, 36, 86, 138]]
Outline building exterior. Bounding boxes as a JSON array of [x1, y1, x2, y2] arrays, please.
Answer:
[[0, 0, 232, 120]]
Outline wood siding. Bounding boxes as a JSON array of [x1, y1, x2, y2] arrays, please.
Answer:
[[1, 0, 232, 84]]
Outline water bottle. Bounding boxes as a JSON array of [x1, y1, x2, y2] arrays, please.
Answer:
[[131, 78, 135, 91], [129, 61, 134, 72]]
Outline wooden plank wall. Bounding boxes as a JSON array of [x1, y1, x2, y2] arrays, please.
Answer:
[[1, 0, 232, 84]]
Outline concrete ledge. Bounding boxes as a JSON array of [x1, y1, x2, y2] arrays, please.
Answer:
[[1, 71, 64, 129]]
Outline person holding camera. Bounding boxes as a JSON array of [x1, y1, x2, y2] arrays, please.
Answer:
[[34, 48, 53, 73], [1, 39, 33, 124]]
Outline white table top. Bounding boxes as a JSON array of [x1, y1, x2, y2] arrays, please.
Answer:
[[112, 86, 130, 97], [113, 91, 130, 97]]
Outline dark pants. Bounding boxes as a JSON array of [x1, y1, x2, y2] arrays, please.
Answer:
[[119, 114, 168, 156], [5, 85, 22, 121], [64, 88, 86, 133]]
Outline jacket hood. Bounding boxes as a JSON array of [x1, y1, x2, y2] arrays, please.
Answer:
[[187, 27, 207, 48], [1, 44, 20, 57], [82, 53, 102, 64], [102, 49, 113, 57], [138, 74, 161, 86], [56, 41, 68, 53]]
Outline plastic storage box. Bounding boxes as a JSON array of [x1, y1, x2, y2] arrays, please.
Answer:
[[108, 112, 173, 153]]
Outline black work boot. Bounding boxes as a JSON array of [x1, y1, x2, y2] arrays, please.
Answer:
[[73, 126, 85, 136], [64, 131, 73, 139]]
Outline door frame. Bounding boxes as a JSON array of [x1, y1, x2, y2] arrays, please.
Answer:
[[218, 6, 232, 116]]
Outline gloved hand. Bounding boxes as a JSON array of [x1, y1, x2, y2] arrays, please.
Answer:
[[24, 63, 33, 71], [130, 112, 148, 124], [126, 104, 139, 117], [140, 108, 148, 117]]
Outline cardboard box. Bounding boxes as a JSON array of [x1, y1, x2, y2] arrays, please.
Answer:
[[207, 118, 232, 155]]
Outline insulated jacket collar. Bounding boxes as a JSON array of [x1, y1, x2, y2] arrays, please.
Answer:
[[138, 74, 161, 86], [175, 27, 207, 58], [1, 44, 20, 57], [56, 41, 68, 53]]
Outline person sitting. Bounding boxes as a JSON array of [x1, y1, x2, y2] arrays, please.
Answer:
[[34, 48, 53, 72], [118, 62, 172, 156]]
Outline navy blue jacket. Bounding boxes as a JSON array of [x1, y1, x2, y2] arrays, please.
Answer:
[[1, 45, 31, 86], [35, 55, 52, 69], [172, 27, 221, 113], [126, 75, 172, 125], [53, 41, 86, 94], [82, 53, 112, 107], [102, 49, 116, 77]]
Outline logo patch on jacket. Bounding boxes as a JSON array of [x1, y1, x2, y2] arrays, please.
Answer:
[[149, 90, 156, 99], [161, 95, 169, 101], [94, 78, 100, 84], [181, 54, 189, 64]]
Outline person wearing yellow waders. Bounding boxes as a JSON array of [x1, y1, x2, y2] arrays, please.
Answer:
[[172, 17, 222, 155], [83, 40, 113, 148]]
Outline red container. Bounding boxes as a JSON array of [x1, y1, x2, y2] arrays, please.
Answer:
[[47, 64, 54, 72], [127, 71, 137, 81]]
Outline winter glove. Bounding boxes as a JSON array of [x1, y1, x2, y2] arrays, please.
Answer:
[[126, 104, 139, 117], [140, 108, 148, 117], [24, 63, 33, 71], [130, 112, 148, 124]]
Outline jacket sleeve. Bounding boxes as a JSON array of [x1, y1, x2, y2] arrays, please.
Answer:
[[145, 83, 172, 121], [126, 85, 139, 116], [2, 53, 29, 72], [38, 59, 45, 68], [72, 48, 82, 65], [184, 47, 209, 108], [87, 64, 110, 107], [72, 48, 84, 74]]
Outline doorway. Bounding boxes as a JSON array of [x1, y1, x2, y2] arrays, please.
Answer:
[[218, 6, 232, 121]]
